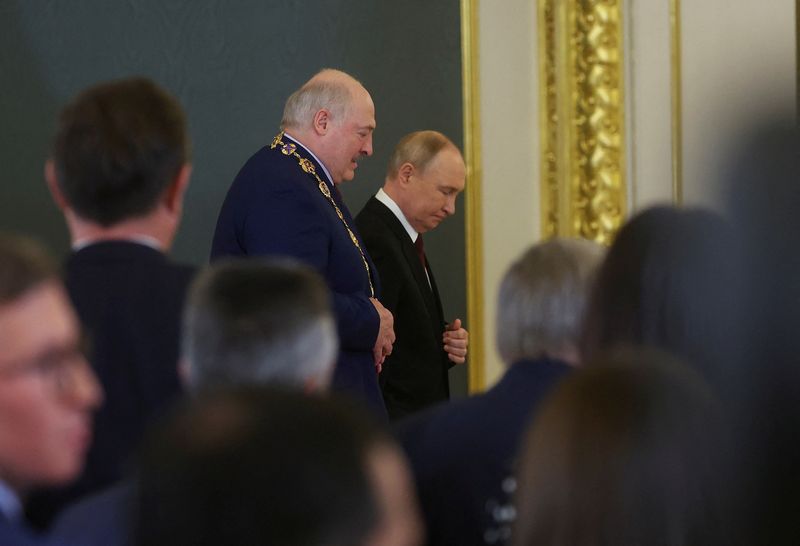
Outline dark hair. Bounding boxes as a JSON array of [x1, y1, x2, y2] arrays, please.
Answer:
[[135, 387, 392, 546], [0, 232, 57, 304], [51, 76, 189, 226], [182, 258, 337, 390], [580, 206, 741, 386], [513, 348, 731, 546]]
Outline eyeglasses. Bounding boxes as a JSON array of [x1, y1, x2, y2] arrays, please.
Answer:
[[0, 337, 92, 396]]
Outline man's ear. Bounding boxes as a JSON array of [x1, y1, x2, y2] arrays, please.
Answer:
[[398, 162, 415, 185], [164, 163, 192, 214], [45, 159, 69, 210], [312, 109, 331, 135]]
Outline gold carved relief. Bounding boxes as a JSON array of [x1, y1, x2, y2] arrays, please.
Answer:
[[539, 0, 627, 245]]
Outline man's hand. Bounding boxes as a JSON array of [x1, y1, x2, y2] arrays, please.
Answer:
[[443, 318, 469, 364], [370, 298, 395, 372]]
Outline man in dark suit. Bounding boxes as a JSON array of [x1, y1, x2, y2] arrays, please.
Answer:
[[32, 77, 194, 525], [211, 69, 394, 415], [396, 238, 603, 545], [0, 235, 102, 544], [355, 131, 469, 419], [50, 259, 341, 546]]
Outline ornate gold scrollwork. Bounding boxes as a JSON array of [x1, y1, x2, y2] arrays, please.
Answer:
[[539, 0, 626, 245]]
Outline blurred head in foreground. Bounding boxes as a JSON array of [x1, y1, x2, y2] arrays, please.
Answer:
[[513, 348, 731, 546], [0, 234, 102, 496], [496, 238, 604, 367], [181, 258, 338, 393], [581, 205, 742, 389], [135, 387, 422, 546]]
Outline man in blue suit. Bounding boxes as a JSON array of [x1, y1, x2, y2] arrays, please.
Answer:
[[211, 69, 394, 415], [0, 235, 102, 545], [396, 239, 603, 546]]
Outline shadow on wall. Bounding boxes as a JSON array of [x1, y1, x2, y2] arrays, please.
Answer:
[[0, 1, 65, 252]]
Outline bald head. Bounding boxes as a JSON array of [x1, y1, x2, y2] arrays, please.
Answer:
[[281, 69, 375, 185], [281, 69, 367, 132]]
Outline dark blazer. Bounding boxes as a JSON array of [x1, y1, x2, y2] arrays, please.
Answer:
[[27, 242, 194, 526], [210, 137, 385, 414], [395, 358, 571, 546], [0, 514, 58, 546], [50, 482, 133, 546], [356, 196, 450, 419]]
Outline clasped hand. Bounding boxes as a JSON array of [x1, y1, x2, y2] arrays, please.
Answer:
[[370, 298, 395, 373]]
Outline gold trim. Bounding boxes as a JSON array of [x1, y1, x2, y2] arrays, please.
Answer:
[[461, 0, 485, 393], [670, 0, 683, 204], [539, 0, 559, 238], [539, 0, 627, 245]]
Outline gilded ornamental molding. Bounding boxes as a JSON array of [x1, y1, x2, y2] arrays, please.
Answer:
[[539, 0, 627, 245]]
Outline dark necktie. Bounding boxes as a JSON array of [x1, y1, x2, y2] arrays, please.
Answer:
[[414, 235, 427, 271]]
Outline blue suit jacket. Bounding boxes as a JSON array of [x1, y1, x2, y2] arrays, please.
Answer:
[[0, 514, 62, 545], [50, 483, 133, 546], [210, 137, 385, 414], [27, 242, 194, 527], [395, 358, 571, 546]]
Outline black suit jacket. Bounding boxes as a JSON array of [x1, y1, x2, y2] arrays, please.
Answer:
[[356, 197, 449, 419], [28, 241, 194, 526], [395, 358, 571, 546]]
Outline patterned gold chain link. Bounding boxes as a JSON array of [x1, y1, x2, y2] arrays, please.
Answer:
[[270, 131, 375, 298]]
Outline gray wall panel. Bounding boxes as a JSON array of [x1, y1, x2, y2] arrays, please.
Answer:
[[0, 0, 467, 395]]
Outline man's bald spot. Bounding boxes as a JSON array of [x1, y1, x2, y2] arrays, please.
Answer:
[[281, 68, 369, 131]]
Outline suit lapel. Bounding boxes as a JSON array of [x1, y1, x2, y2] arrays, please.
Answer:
[[365, 198, 442, 324]]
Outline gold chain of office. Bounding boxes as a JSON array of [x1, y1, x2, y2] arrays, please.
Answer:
[[270, 131, 375, 298]]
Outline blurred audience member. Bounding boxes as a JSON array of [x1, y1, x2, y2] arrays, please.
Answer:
[[182, 258, 338, 392], [51, 259, 338, 546], [0, 234, 102, 544], [397, 238, 603, 545], [135, 387, 422, 546], [581, 205, 743, 393], [513, 349, 731, 546], [723, 119, 800, 545], [30, 76, 194, 525]]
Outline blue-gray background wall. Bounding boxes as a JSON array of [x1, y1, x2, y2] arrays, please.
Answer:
[[0, 0, 467, 396]]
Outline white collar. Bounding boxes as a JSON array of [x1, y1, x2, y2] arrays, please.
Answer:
[[375, 188, 419, 243], [0, 480, 21, 522], [72, 235, 163, 252], [283, 132, 334, 186]]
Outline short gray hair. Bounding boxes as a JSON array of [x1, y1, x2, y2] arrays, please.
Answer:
[[182, 259, 338, 391], [280, 69, 358, 130], [496, 238, 604, 364]]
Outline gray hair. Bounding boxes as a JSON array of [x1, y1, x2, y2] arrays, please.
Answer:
[[182, 259, 338, 391], [280, 69, 358, 130], [496, 238, 604, 364]]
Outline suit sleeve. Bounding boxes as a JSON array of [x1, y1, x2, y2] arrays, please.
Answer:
[[240, 185, 379, 351]]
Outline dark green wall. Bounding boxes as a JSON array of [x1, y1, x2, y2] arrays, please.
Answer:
[[0, 0, 468, 396]]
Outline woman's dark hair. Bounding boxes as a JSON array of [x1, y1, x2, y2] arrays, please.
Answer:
[[513, 348, 732, 546], [580, 206, 742, 388]]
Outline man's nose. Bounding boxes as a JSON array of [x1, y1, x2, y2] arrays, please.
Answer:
[[444, 196, 456, 216], [362, 135, 373, 157], [66, 357, 104, 409]]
